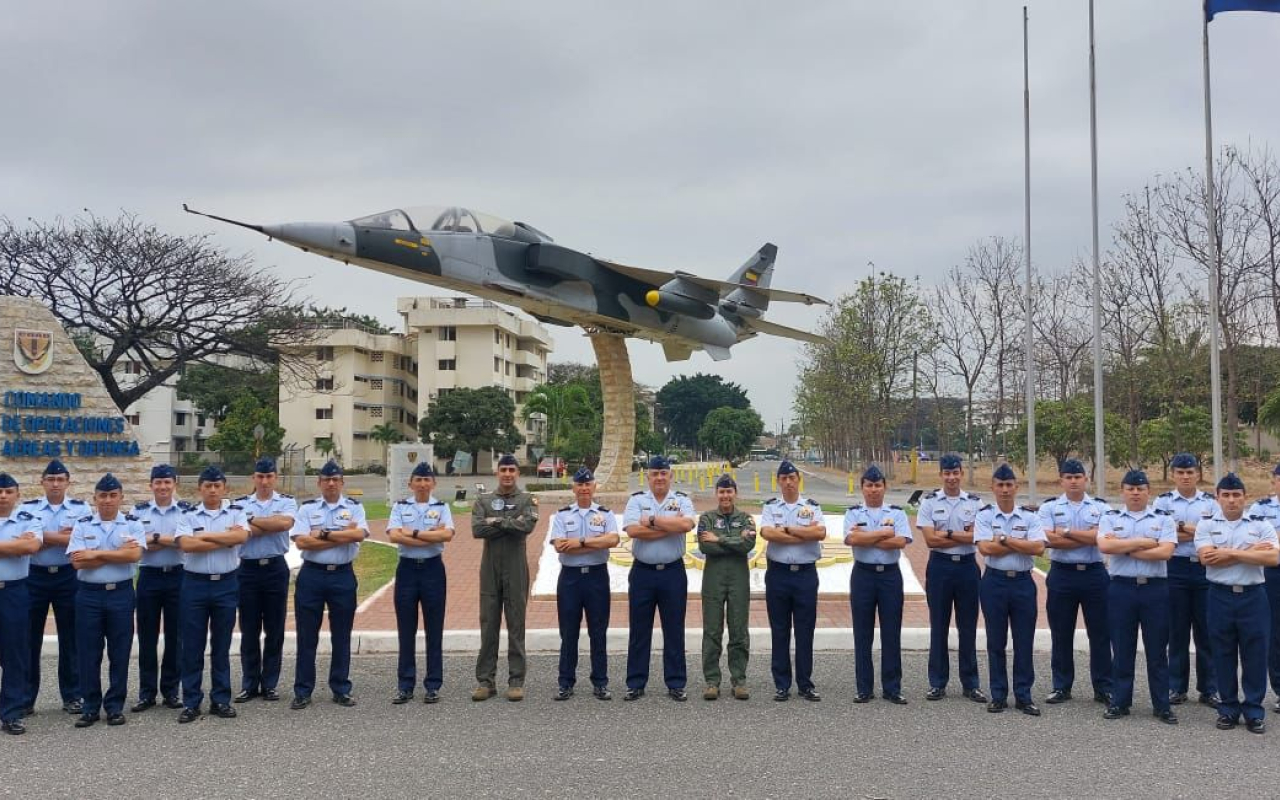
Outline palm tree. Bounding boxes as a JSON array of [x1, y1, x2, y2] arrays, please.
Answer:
[[370, 422, 405, 467], [521, 383, 595, 467]]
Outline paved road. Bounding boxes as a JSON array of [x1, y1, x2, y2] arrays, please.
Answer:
[[13, 653, 1273, 799]]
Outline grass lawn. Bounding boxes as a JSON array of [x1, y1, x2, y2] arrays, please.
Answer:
[[360, 499, 391, 521], [353, 541, 399, 604]]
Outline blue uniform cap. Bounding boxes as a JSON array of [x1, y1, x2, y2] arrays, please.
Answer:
[[572, 466, 594, 484], [42, 459, 70, 477], [497, 454, 519, 468], [646, 455, 670, 471], [861, 464, 886, 484], [150, 464, 177, 481], [1059, 458, 1086, 476], [939, 453, 962, 471], [1170, 453, 1199, 470], [0, 472, 18, 489], [94, 473, 123, 493], [411, 461, 436, 478], [253, 457, 277, 474], [1216, 472, 1246, 492], [1121, 469, 1149, 487], [992, 463, 1017, 482], [777, 460, 799, 476], [319, 460, 344, 477], [715, 473, 737, 490], [198, 465, 227, 484]]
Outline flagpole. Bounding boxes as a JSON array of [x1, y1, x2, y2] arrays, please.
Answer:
[[1089, 0, 1105, 495], [1023, 6, 1037, 498], [1202, 9, 1225, 481]]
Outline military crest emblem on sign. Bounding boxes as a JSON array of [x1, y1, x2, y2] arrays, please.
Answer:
[[14, 328, 53, 375]]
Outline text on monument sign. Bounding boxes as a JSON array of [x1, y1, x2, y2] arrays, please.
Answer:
[[1, 390, 141, 458]]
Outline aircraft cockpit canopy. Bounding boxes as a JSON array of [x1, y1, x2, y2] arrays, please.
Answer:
[[349, 206, 517, 237]]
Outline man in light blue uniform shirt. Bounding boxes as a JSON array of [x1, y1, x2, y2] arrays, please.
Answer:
[[845, 465, 912, 704], [1245, 463, 1280, 712], [1156, 452, 1220, 707], [387, 461, 453, 705], [1196, 472, 1279, 734], [549, 466, 618, 701], [290, 460, 368, 710], [0, 473, 41, 735], [1098, 468, 1179, 724], [175, 466, 249, 723], [24, 458, 86, 716], [1039, 458, 1112, 705], [67, 473, 145, 728], [623, 455, 696, 702], [759, 459, 827, 702], [131, 464, 188, 713], [974, 463, 1047, 716], [234, 457, 297, 704]]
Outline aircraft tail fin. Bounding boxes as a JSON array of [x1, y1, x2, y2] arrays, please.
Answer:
[[723, 243, 776, 315]]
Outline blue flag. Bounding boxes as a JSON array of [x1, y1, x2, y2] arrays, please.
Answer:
[[1206, 0, 1280, 20]]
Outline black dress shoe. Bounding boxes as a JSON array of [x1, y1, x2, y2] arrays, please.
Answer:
[[131, 698, 156, 713], [987, 700, 1007, 713], [178, 707, 201, 723], [668, 688, 688, 702], [592, 687, 611, 701], [1154, 709, 1179, 725], [63, 700, 83, 715], [852, 693, 872, 704], [1093, 691, 1111, 704], [332, 694, 357, 707], [1199, 693, 1221, 707], [392, 690, 414, 705], [74, 712, 100, 728], [926, 687, 946, 701], [623, 688, 644, 701], [106, 713, 126, 726], [799, 688, 821, 702], [262, 689, 280, 702], [1015, 700, 1041, 717], [1246, 718, 1266, 734], [773, 689, 789, 702], [963, 688, 989, 704], [1273, 698, 1280, 713], [555, 687, 573, 701], [209, 704, 237, 719], [1045, 689, 1071, 704], [424, 690, 441, 704], [1168, 691, 1188, 705], [1, 720, 25, 735], [233, 690, 259, 704], [162, 696, 184, 709], [290, 695, 311, 710], [1103, 705, 1130, 720], [883, 693, 908, 705], [1216, 714, 1238, 730]]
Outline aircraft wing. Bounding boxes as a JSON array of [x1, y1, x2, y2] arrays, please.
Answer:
[[595, 258, 828, 306], [741, 317, 828, 345]]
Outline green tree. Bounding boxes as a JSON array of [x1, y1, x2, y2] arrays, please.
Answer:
[[656, 374, 750, 454], [176, 364, 279, 421], [521, 382, 597, 461], [315, 438, 336, 460], [370, 422, 405, 466], [206, 394, 285, 471], [698, 407, 764, 463], [1007, 399, 1131, 474], [418, 387, 524, 475], [1139, 404, 1217, 480]]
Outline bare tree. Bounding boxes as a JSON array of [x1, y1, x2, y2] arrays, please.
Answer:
[[931, 264, 996, 485], [1098, 251, 1152, 463], [967, 236, 1023, 463], [1034, 266, 1093, 403]]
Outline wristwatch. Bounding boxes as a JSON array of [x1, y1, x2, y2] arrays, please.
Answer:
[[648, 515, 657, 528], [579, 537, 587, 548], [999, 533, 1009, 544], [945, 530, 954, 540], [320, 530, 331, 541], [152, 532, 160, 544], [411, 529, 420, 540]]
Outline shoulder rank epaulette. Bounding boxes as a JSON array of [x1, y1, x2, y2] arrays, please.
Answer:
[[1159, 491, 1174, 498], [765, 497, 779, 505], [558, 505, 572, 513], [806, 498, 820, 506], [228, 504, 243, 511], [1155, 509, 1172, 515], [178, 501, 193, 510], [396, 499, 412, 505], [235, 495, 250, 503], [890, 504, 903, 511], [1248, 515, 1264, 522], [134, 501, 150, 509], [347, 497, 361, 505], [674, 491, 688, 497], [125, 513, 139, 521], [1104, 508, 1120, 515], [598, 506, 610, 513], [22, 498, 39, 505], [428, 499, 444, 506], [78, 515, 93, 523], [1257, 497, 1274, 505], [280, 493, 294, 499], [68, 498, 86, 505], [846, 504, 863, 511], [979, 504, 992, 512], [631, 491, 644, 496], [16, 511, 33, 520]]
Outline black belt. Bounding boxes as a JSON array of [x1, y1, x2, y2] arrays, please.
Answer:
[[1112, 576, 1167, 585], [302, 561, 353, 572], [0, 578, 26, 589], [766, 560, 816, 572], [140, 565, 181, 573], [1210, 582, 1264, 594], [1172, 555, 1202, 564], [79, 581, 131, 591], [184, 570, 238, 581], [399, 555, 442, 564], [1051, 561, 1104, 571], [930, 551, 976, 562], [240, 555, 286, 567], [987, 569, 1032, 579], [633, 559, 683, 571], [561, 562, 607, 574], [31, 564, 69, 574], [855, 561, 900, 573]]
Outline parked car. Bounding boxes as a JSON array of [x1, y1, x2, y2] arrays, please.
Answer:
[[537, 457, 567, 477]]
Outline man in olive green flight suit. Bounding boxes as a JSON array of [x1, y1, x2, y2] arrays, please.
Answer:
[[472, 454, 539, 702], [699, 474, 755, 701]]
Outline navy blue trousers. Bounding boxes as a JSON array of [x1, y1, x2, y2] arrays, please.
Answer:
[[1265, 566, 1280, 696], [238, 557, 289, 694], [1046, 561, 1112, 695], [626, 562, 687, 691], [925, 552, 981, 691], [136, 566, 183, 703], [851, 562, 904, 697], [557, 563, 610, 690], [180, 572, 238, 709], [26, 565, 78, 706], [0, 580, 31, 724], [74, 582, 134, 716], [394, 556, 447, 693], [293, 563, 357, 698], [980, 570, 1037, 703], [765, 561, 818, 693], [1108, 577, 1171, 713], [1168, 556, 1216, 696], [1208, 583, 1270, 722]]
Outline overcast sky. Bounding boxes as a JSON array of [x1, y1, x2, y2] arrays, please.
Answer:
[[3, 1, 1278, 431]]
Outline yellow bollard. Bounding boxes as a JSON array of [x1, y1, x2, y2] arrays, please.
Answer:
[[639, 469, 646, 486], [698, 474, 706, 491], [754, 472, 760, 493], [799, 476, 805, 494], [848, 473, 854, 494], [771, 474, 777, 493]]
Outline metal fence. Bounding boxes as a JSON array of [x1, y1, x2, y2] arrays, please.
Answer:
[[146, 446, 311, 498]]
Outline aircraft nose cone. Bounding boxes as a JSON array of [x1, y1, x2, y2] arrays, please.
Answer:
[[261, 222, 356, 257]]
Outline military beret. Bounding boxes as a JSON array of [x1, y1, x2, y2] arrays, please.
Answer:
[[1170, 453, 1199, 470], [150, 464, 177, 481], [1121, 469, 1150, 487], [198, 465, 227, 484], [572, 466, 594, 484], [319, 460, 344, 477], [253, 457, 277, 474], [1216, 472, 1246, 492], [992, 463, 1017, 482], [1059, 458, 1086, 476], [777, 460, 799, 477], [0, 472, 17, 489], [411, 461, 436, 478], [861, 464, 886, 484], [95, 473, 123, 493], [646, 455, 671, 471], [42, 459, 70, 477], [497, 454, 519, 468], [715, 473, 737, 490], [939, 453, 963, 471]]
